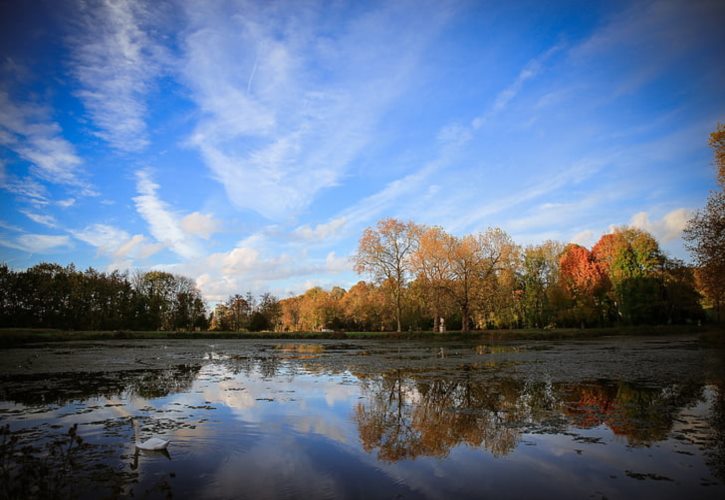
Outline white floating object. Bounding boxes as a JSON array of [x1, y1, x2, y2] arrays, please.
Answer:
[[136, 437, 170, 451]]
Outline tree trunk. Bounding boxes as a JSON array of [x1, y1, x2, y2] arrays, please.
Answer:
[[395, 286, 402, 332], [461, 304, 469, 332]]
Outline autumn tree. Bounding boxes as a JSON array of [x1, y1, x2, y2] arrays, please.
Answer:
[[684, 123, 725, 322], [279, 295, 302, 331], [472, 229, 520, 329], [412, 226, 454, 331], [354, 218, 421, 332], [558, 244, 609, 326], [592, 228, 664, 323], [444, 234, 481, 332], [341, 281, 392, 331]]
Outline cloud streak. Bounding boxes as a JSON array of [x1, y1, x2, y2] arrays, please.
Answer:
[[68, 0, 165, 152], [0, 91, 93, 194], [180, 0, 455, 220], [133, 170, 201, 259], [0, 234, 71, 254]]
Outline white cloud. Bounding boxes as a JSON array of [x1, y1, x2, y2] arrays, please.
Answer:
[[292, 217, 347, 241], [160, 241, 354, 302], [569, 230, 595, 248], [0, 91, 93, 194], [0, 234, 71, 253], [180, 0, 455, 220], [0, 219, 23, 232], [68, 0, 165, 151], [72, 224, 130, 255], [71, 223, 163, 268], [325, 251, 350, 274], [56, 198, 76, 208], [0, 174, 49, 206], [133, 170, 201, 259], [472, 43, 563, 129], [19, 209, 58, 228], [115, 234, 163, 259], [180, 212, 220, 240], [629, 208, 692, 243], [449, 158, 604, 233]]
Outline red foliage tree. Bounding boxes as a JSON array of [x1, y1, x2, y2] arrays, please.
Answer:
[[558, 244, 609, 326]]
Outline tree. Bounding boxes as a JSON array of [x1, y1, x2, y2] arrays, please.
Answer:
[[519, 241, 564, 328], [711, 122, 725, 188], [412, 226, 454, 331], [226, 294, 251, 331], [279, 295, 302, 331], [471, 229, 520, 329], [444, 234, 481, 332], [341, 281, 392, 331], [258, 292, 281, 331], [558, 244, 609, 326], [684, 124, 725, 321], [354, 218, 421, 332], [592, 228, 664, 323]]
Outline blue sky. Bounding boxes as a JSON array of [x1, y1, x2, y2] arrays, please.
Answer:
[[1, 0, 723, 302]]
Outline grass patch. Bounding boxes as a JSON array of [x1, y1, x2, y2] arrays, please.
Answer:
[[0, 324, 720, 347]]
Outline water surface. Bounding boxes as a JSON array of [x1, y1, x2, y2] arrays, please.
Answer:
[[1, 335, 723, 498]]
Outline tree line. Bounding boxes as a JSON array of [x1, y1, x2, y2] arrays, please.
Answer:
[[278, 123, 723, 333], [1, 126, 721, 333], [0, 226, 709, 333], [298, 222, 701, 333], [0, 264, 207, 331]]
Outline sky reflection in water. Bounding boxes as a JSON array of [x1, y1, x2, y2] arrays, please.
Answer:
[[1, 338, 724, 499]]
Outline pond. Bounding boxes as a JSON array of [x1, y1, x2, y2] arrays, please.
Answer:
[[1, 334, 724, 498]]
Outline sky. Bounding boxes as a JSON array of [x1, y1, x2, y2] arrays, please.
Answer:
[[1, 0, 723, 303]]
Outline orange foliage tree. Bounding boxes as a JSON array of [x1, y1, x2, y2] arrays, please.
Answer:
[[354, 218, 421, 332], [558, 244, 609, 326]]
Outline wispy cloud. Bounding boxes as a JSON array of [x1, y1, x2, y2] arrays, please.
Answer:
[[19, 209, 58, 228], [71, 223, 163, 269], [133, 169, 201, 259], [67, 0, 165, 152], [0, 233, 71, 253], [292, 217, 348, 242], [0, 91, 93, 194], [56, 198, 76, 209], [0, 173, 49, 206], [180, 0, 455, 220], [571, 0, 725, 96], [448, 158, 604, 233], [0, 219, 23, 232], [472, 43, 564, 129], [287, 41, 569, 243]]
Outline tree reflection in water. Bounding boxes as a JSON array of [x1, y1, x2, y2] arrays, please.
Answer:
[[355, 369, 706, 462], [0, 364, 201, 405]]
